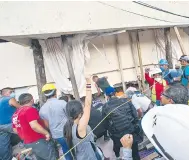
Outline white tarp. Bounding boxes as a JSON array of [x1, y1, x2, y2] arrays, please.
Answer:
[[39, 34, 90, 97]]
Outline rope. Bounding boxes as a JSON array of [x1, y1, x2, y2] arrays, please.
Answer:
[[58, 71, 171, 160]]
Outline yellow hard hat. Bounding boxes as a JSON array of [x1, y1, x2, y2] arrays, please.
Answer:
[[42, 83, 56, 92]]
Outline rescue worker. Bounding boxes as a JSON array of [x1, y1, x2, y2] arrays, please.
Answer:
[[102, 87, 141, 160], [39, 83, 72, 160], [142, 104, 189, 160], [158, 59, 182, 84], [161, 83, 188, 105], [0, 87, 20, 160], [125, 87, 152, 118], [179, 55, 189, 87], [12, 93, 57, 160], [145, 68, 168, 106], [92, 75, 112, 97]]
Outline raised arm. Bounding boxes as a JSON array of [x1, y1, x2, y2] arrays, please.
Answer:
[[95, 83, 101, 96], [9, 98, 20, 109], [78, 77, 92, 137], [145, 73, 154, 87]]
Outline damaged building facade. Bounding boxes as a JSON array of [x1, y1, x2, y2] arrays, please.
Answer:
[[0, 1, 189, 103]]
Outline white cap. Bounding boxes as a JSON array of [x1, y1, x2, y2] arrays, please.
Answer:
[[149, 68, 162, 77], [125, 87, 137, 98], [142, 104, 189, 160]]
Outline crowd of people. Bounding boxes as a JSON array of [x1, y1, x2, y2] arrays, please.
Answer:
[[0, 55, 189, 160]]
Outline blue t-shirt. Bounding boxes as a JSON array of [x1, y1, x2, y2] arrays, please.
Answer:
[[0, 97, 16, 125], [181, 66, 189, 86]]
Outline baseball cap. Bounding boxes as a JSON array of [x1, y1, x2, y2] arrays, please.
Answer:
[[179, 55, 189, 61]]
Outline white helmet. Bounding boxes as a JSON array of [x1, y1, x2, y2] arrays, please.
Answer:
[[142, 104, 189, 160], [149, 68, 162, 78]]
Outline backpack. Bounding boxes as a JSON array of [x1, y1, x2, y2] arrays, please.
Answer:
[[102, 97, 138, 138]]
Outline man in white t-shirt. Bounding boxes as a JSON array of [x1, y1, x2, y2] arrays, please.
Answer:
[[125, 87, 152, 118]]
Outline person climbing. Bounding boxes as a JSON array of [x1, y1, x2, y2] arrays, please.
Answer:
[[92, 75, 112, 97], [64, 76, 107, 160], [125, 87, 152, 118], [145, 68, 168, 106], [39, 83, 72, 160], [158, 59, 182, 84], [102, 86, 141, 160], [12, 93, 57, 160], [0, 87, 20, 160]]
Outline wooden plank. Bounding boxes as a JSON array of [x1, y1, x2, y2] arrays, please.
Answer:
[[174, 27, 187, 55], [31, 39, 47, 106], [136, 31, 145, 90], [128, 31, 142, 91], [61, 36, 80, 100], [164, 28, 173, 68], [115, 35, 127, 92]]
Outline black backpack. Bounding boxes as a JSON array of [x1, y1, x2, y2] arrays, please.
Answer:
[[102, 97, 138, 138]]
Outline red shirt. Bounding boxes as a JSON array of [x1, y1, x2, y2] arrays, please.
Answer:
[[12, 106, 45, 144], [145, 73, 168, 100]]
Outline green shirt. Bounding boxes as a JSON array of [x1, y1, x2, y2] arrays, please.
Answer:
[[96, 77, 110, 93]]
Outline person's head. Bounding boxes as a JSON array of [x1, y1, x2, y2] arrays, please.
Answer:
[[125, 87, 137, 99], [59, 95, 69, 102], [149, 68, 162, 82], [179, 55, 189, 66], [42, 83, 57, 99], [161, 84, 188, 105], [1, 87, 15, 97], [63, 100, 84, 156], [159, 59, 169, 71], [92, 75, 99, 83], [18, 93, 34, 106], [105, 86, 116, 99]]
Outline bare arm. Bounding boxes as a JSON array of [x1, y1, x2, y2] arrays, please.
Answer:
[[137, 108, 143, 119], [41, 119, 49, 129], [95, 83, 101, 96], [78, 77, 92, 138], [29, 120, 50, 140], [13, 128, 18, 134], [9, 98, 20, 109]]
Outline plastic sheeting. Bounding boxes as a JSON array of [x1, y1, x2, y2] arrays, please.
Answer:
[[39, 34, 90, 97]]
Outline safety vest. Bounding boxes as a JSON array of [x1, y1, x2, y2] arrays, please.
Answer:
[[151, 80, 167, 103]]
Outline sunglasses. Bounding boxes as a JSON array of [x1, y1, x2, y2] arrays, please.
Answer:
[[161, 93, 175, 103]]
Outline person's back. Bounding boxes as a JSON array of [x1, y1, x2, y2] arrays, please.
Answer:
[[12, 106, 45, 144], [89, 105, 106, 139], [102, 94, 140, 160], [102, 97, 137, 137], [40, 98, 67, 139], [72, 124, 96, 160], [163, 68, 182, 84], [131, 93, 151, 113], [12, 93, 57, 160], [0, 96, 16, 125]]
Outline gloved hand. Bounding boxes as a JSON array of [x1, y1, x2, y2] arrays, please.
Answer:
[[145, 68, 150, 73]]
